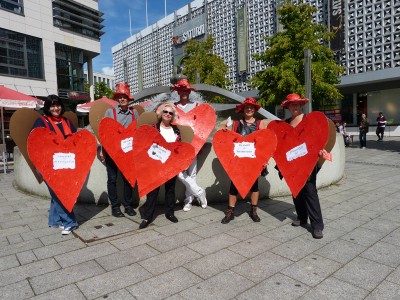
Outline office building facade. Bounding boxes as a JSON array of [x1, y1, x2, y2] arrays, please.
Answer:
[[0, 0, 103, 101], [112, 0, 400, 126]]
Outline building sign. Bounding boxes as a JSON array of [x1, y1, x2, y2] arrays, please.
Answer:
[[172, 14, 206, 67], [236, 5, 248, 73], [330, 0, 344, 51], [173, 24, 205, 45], [58, 90, 90, 101], [67, 91, 90, 101]]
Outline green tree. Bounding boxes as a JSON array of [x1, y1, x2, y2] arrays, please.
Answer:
[[94, 81, 113, 99], [251, 0, 344, 108], [181, 36, 230, 103]]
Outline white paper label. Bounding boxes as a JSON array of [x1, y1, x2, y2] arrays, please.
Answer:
[[53, 153, 76, 170], [233, 142, 256, 158], [121, 137, 133, 153], [147, 143, 171, 164], [286, 143, 308, 161], [226, 116, 233, 127]]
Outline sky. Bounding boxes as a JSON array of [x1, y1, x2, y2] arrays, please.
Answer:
[[93, 0, 192, 75]]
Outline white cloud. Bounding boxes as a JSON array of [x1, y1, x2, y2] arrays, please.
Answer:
[[102, 67, 114, 76]]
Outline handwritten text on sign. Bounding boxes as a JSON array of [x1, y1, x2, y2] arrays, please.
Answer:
[[121, 137, 133, 153], [233, 142, 256, 158], [147, 143, 171, 163], [53, 153, 76, 170], [286, 143, 308, 161]]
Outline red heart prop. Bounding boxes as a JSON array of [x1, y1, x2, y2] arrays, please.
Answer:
[[132, 125, 195, 197], [213, 129, 277, 198], [268, 111, 329, 198], [98, 118, 137, 187], [27, 128, 97, 212], [174, 104, 216, 155]]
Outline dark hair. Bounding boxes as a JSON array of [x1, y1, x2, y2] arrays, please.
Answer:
[[43, 94, 65, 116]]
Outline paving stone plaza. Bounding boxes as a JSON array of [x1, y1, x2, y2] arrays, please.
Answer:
[[1, 137, 400, 299]]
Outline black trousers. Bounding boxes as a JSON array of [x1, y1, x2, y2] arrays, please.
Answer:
[[293, 168, 324, 230], [105, 152, 133, 210], [141, 176, 176, 221]]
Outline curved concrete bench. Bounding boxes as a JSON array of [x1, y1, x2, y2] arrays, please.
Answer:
[[13, 134, 345, 204]]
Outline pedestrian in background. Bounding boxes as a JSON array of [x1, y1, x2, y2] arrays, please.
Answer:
[[359, 113, 369, 149], [376, 112, 387, 141]]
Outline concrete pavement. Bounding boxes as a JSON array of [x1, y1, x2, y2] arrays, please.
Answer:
[[1, 136, 400, 299]]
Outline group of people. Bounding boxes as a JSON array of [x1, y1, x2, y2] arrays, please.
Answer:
[[30, 81, 327, 239], [335, 111, 387, 149]]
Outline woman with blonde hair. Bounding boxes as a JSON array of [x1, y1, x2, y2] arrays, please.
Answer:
[[139, 102, 181, 229]]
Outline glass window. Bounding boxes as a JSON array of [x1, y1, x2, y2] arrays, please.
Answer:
[[52, 0, 104, 39], [0, 0, 24, 15], [55, 43, 85, 91], [0, 28, 43, 79]]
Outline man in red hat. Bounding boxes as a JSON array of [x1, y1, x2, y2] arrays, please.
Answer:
[[281, 93, 325, 239], [100, 82, 139, 218], [172, 78, 207, 211]]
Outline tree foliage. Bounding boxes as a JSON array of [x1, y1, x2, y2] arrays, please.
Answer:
[[182, 35, 231, 97], [94, 81, 114, 99], [251, 0, 344, 108]]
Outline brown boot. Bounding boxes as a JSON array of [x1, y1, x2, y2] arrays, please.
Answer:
[[221, 206, 235, 224], [249, 204, 261, 222]]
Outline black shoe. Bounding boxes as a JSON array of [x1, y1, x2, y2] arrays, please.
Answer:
[[312, 229, 323, 239], [139, 220, 150, 229], [112, 208, 125, 218], [166, 214, 178, 223], [221, 207, 235, 224], [249, 205, 261, 222], [292, 219, 307, 227], [125, 207, 136, 216]]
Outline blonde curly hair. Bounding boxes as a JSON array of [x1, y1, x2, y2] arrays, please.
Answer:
[[155, 102, 178, 122]]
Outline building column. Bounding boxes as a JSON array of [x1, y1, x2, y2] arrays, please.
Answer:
[[87, 57, 94, 101], [352, 93, 357, 125]]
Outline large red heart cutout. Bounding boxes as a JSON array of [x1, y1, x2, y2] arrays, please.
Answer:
[[132, 125, 195, 197], [268, 111, 329, 198], [174, 103, 216, 155], [27, 128, 97, 212], [98, 118, 137, 187], [213, 129, 277, 198]]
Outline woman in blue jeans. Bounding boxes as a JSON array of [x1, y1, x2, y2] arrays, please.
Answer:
[[359, 113, 369, 149], [31, 95, 78, 235]]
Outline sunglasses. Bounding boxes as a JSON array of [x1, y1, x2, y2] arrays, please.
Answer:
[[163, 110, 174, 116]]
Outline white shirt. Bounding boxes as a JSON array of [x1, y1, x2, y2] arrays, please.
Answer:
[[160, 126, 176, 143]]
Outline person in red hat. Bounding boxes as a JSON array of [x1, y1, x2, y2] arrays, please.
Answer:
[[221, 97, 269, 224], [281, 93, 325, 239], [99, 82, 139, 218], [172, 78, 208, 212]]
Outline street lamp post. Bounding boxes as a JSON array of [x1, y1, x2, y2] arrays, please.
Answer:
[[304, 49, 312, 113]]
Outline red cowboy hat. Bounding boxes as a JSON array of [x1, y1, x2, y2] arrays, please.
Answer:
[[235, 97, 261, 113], [281, 93, 309, 108], [172, 78, 196, 91], [113, 82, 133, 100]]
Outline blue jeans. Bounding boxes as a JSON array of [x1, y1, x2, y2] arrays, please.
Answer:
[[105, 152, 133, 210], [47, 185, 78, 228], [359, 131, 367, 147]]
